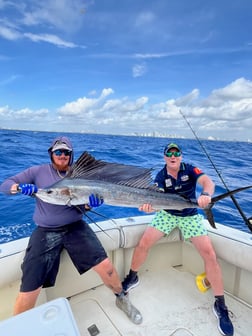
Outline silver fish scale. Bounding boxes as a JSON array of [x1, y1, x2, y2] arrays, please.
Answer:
[[36, 178, 197, 210]]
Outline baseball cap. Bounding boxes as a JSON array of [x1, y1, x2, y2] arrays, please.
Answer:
[[52, 141, 72, 152], [164, 142, 182, 154]]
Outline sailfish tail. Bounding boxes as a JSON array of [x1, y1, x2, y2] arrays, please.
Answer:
[[203, 185, 252, 228]]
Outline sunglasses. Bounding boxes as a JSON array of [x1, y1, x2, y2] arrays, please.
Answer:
[[165, 151, 181, 158], [53, 149, 71, 156]]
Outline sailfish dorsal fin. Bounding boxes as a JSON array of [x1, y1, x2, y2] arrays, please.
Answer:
[[66, 151, 154, 188]]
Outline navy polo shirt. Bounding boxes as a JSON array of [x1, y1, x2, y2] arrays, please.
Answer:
[[154, 162, 205, 217]]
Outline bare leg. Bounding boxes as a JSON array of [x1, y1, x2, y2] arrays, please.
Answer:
[[93, 257, 143, 324], [131, 226, 165, 271], [191, 235, 224, 296], [13, 287, 42, 315], [93, 257, 122, 294]]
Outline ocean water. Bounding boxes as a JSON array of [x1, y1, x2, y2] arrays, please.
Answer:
[[0, 129, 251, 243]]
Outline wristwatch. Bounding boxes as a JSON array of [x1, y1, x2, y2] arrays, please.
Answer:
[[201, 191, 211, 197]]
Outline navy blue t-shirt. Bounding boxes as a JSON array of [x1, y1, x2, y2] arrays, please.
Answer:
[[154, 162, 205, 217]]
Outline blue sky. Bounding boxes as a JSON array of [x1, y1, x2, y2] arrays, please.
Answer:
[[0, 0, 252, 141]]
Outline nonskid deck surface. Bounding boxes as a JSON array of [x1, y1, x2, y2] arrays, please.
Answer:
[[69, 267, 252, 336]]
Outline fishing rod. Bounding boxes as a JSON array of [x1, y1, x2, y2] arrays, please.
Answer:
[[179, 109, 252, 232], [75, 204, 117, 241]]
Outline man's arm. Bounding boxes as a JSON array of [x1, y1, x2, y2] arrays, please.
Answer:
[[197, 174, 215, 208]]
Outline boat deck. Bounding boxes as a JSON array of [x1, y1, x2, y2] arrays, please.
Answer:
[[1, 216, 252, 335], [68, 266, 251, 336]]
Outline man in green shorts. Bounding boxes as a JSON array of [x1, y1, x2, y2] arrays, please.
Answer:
[[122, 143, 234, 336]]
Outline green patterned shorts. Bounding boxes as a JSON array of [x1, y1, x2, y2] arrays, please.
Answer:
[[150, 210, 207, 240]]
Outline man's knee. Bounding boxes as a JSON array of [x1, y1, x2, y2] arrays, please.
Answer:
[[93, 257, 113, 273], [202, 246, 218, 262], [136, 227, 164, 250], [14, 288, 42, 315], [18, 287, 42, 300], [137, 233, 156, 251]]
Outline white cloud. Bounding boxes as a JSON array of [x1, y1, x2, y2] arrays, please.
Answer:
[[100, 88, 114, 98], [0, 105, 11, 116], [14, 0, 86, 33], [58, 89, 115, 117], [14, 107, 48, 119], [24, 32, 77, 48], [175, 89, 200, 106], [0, 22, 81, 47], [189, 79, 252, 123], [1, 78, 252, 141], [0, 21, 80, 47], [207, 78, 252, 101], [0, 25, 21, 40], [0, 105, 48, 119], [132, 63, 147, 77], [0, 0, 86, 47]]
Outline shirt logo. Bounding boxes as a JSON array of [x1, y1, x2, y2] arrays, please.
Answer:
[[193, 167, 203, 175], [165, 178, 172, 187], [181, 175, 189, 182]]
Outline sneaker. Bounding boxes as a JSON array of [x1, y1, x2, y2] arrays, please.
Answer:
[[122, 273, 139, 293], [213, 300, 234, 336], [116, 293, 143, 324]]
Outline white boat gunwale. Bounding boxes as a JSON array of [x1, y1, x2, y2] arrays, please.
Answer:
[[0, 215, 252, 335]]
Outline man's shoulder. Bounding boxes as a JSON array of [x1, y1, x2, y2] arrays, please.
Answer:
[[28, 163, 51, 173], [180, 162, 204, 175], [156, 165, 167, 176], [31, 162, 50, 168], [180, 162, 194, 171]]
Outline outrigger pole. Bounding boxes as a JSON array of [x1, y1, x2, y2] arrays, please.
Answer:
[[179, 109, 252, 232]]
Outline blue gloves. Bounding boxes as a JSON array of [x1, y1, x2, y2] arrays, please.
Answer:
[[88, 194, 104, 207], [18, 184, 38, 196]]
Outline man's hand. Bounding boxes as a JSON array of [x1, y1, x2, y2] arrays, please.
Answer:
[[198, 194, 212, 208], [18, 184, 38, 196], [139, 203, 155, 213], [88, 194, 104, 208]]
